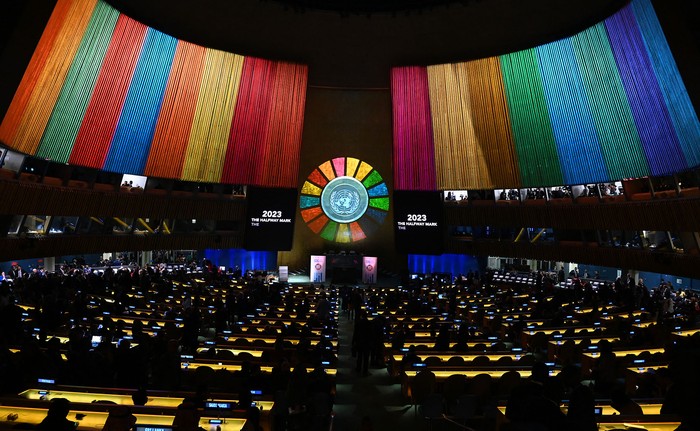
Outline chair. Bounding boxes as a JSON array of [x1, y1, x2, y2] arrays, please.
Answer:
[[472, 343, 487, 352], [272, 389, 289, 431], [517, 354, 535, 365], [309, 392, 334, 431], [442, 374, 468, 407], [216, 349, 235, 360], [237, 351, 254, 361], [193, 365, 215, 388], [411, 370, 436, 416], [211, 368, 234, 392], [446, 356, 465, 366], [233, 338, 251, 346], [497, 370, 521, 399], [418, 393, 444, 431], [253, 339, 269, 347], [491, 342, 506, 351], [527, 333, 548, 352], [556, 340, 576, 366], [447, 393, 476, 425], [424, 356, 442, 366], [468, 373, 493, 406], [472, 355, 490, 365], [496, 356, 513, 365]]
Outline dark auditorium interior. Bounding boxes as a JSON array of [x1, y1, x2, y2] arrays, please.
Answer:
[[1, 0, 700, 430]]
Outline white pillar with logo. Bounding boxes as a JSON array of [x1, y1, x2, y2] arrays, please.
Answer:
[[362, 256, 377, 284], [310, 255, 326, 283]]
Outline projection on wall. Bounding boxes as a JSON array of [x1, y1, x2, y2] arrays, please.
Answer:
[[391, 0, 700, 190], [300, 157, 389, 243]]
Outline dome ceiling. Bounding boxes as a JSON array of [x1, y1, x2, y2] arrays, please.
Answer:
[[101, 0, 626, 87]]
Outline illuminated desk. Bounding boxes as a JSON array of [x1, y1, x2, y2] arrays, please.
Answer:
[[672, 328, 700, 338], [597, 420, 679, 431], [596, 404, 663, 416], [0, 405, 246, 431], [404, 369, 536, 379], [181, 361, 337, 376], [627, 365, 668, 374], [625, 366, 669, 393], [196, 347, 264, 358], [250, 320, 294, 326], [497, 403, 664, 416], [598, 309, 644, 320], [581, 347, 665, 371], [521, 326, 603, 345], [547, 338, 622, 362], [549, 337, 621, 347], [592, 347, 664, 356], [217, 336, 338, 347], [392, 353, 520, 363], [385, 341, 498, 350], [238, 327, 324, 336], [523, 326, 600, 336], [20, 389, 180, 407], [19, 389, 275, 412], [632, 321, 657, 329], [95, 316, 183, 328]]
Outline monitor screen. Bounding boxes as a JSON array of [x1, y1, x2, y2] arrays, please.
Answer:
[[393, 190, 444, 254], [243, 187, 297, 251]]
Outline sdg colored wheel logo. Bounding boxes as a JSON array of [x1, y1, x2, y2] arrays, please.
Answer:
[[300, 157, 389, 243]]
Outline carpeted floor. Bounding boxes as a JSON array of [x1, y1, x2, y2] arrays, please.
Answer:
[[332, 313, 425, 431]]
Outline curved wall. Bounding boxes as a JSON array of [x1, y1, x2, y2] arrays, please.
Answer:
[[392, 0, 700, 190], [0, 0, 307, 187]]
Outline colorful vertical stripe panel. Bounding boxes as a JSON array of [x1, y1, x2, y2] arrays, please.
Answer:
[[0, 0, 98, 155], [103, 28, 178, 174], [221, 59, 308, 187], [604, 3, 686, 176], [36, 0, 120, 163], [536, 38, 609, 184], [0, 0, 75, 149], [144, 42, 206, 179], [500, 49, 563, 187], [631, 0, 700, 168], [0, 0, 307, 187], [391, 0, 699, 190], [391, 66, 437, 191], [69, 14, 149, 169]]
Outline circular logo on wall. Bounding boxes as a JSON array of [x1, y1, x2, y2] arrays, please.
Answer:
[[300, 157, 389, 243]]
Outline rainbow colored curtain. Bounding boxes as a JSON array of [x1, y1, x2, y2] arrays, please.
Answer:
[[0, 0, 307, 187], [392, 0, 700, 190]]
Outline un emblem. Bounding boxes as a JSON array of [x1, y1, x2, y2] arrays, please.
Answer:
[[321, 176, 369, 223], [329, 188, 361, 216]]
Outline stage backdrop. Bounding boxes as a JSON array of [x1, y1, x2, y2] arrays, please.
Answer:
[[278, 88, 397, 270]]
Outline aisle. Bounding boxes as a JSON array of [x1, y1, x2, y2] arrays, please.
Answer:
[[332, 313, 423, 431]]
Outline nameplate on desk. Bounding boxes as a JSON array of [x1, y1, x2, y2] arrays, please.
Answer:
[[205, 402, 232, 410]]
